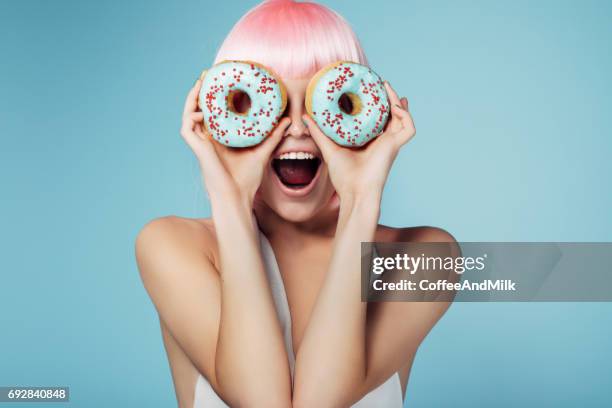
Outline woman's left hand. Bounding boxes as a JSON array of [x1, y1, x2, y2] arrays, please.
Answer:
[[303, 82, 416, 202]]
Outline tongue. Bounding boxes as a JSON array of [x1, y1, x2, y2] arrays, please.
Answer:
[[275, 160, 317, 186]]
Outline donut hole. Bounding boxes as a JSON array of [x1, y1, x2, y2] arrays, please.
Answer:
[[338, 92, 362, 116], [227, 89, 251, 115]]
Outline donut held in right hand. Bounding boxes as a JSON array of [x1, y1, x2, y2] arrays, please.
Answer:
[[198, 60, 287, 148], [305, 61, 390, 147]]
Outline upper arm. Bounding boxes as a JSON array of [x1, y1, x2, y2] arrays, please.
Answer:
[[355, 226, 458, 401], [135, 216, 222, 391]]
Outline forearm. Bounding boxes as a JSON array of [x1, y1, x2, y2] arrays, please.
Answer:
[[210, 193, 292, 406], [293, 191, 381, 407]]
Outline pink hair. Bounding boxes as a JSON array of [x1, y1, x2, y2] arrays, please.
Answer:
[[214, 0, 368, 79]]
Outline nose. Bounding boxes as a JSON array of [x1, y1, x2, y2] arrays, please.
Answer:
[[284, 99, 309, 138]]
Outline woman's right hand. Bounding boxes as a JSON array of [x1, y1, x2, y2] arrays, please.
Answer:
[[180, 79, 290, 206]]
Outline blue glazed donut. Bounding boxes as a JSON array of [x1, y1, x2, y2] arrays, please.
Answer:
[[198, 60, 287, 148], [305, 61, 390, 147]]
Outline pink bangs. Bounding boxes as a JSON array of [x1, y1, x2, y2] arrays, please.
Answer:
[[214, 0, 367, 79]]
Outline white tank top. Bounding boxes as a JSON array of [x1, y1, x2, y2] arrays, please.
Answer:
[[192, 232, 404, 407]]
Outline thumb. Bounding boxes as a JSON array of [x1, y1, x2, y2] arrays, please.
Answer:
[[257, 117, 291, 158], [302, 114, 339, 160]]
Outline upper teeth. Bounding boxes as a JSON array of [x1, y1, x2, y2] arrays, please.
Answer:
[[278, 152, 316, 160]]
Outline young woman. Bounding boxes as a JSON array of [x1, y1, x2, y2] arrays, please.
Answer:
[[136, 1, 455, 406]]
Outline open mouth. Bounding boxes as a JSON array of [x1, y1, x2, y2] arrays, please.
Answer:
[[272, 152, 322, 190]]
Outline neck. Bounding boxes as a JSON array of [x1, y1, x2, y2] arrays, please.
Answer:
[[253, 202, 339, 244]]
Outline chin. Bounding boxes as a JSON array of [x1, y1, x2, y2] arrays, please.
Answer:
[[270, 202, 323, 223]]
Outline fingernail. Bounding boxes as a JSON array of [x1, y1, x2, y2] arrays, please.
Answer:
[[194, 78, 200, 86]]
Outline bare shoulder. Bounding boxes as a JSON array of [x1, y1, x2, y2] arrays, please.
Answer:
[[134, 216, 225, 400], [370, 225, 458, 393], [135, 216, 220, 275]]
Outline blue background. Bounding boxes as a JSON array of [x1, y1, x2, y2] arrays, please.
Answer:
[[1, 0, 611, 407]]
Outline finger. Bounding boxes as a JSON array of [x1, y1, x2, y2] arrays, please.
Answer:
[[366, 122, 400, 152], [193, 121, 211, 142], [384, 82, 416, 144], [181, 110, 211, 153], [182, 79, 202, 118], [302, 114, 339, 159], [188, 124, 225, 176], [390, 105, 416, 145], [390, 102, 411, 122], [194, 79, 203, 112], [383, 81, 405, 132], [258, 117, 291, 157], [384, 81, 402, 106], [190, 111, 204, 122], [180, 109, 203, 147], [392, 107, 416, 146], [395, 97, 416, 132], [181, 121, 205, 154]]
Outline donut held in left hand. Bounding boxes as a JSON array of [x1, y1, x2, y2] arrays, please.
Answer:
[[305, 61, 390, 147], [198, 60, 287, 148]]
